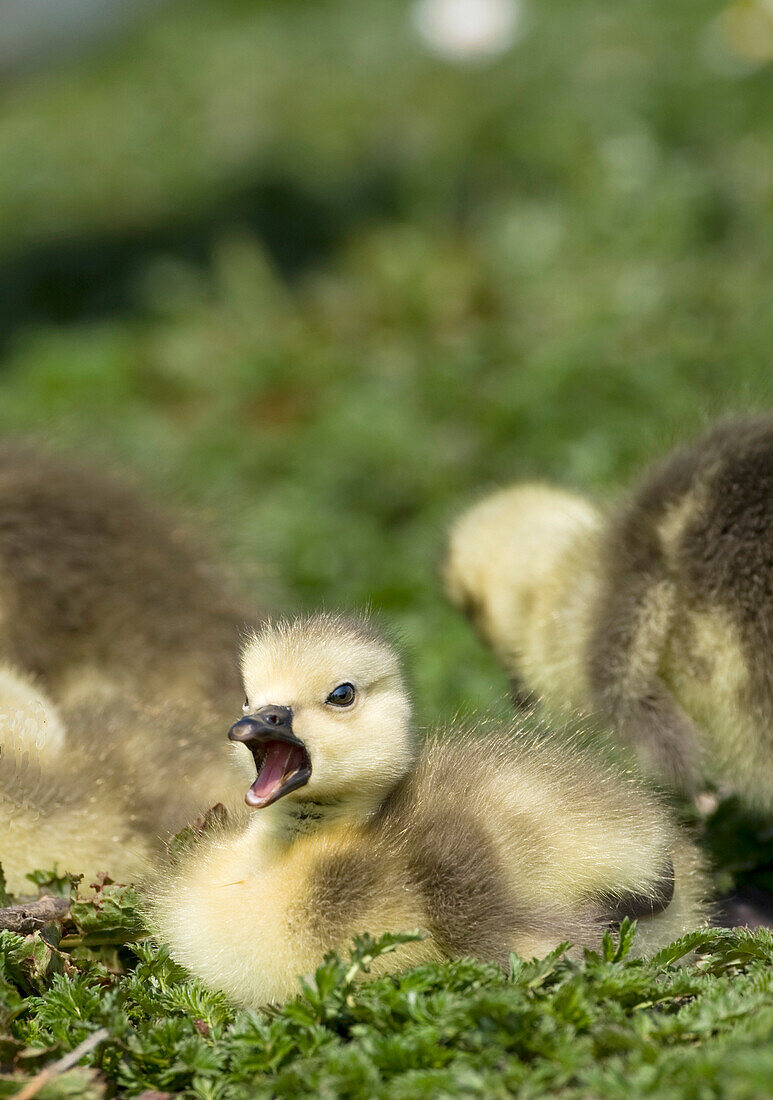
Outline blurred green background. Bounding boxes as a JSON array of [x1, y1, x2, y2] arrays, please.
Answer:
[[1, 0, 772, 724]]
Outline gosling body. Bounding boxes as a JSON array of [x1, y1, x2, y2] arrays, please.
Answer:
[[0, 664, 151, 892], [0, 442, 255, 708], [0, 662, 250, 894], [154, 614, 708, 1007], [0, 444, 261, 889], [444, 417, 773, 804]]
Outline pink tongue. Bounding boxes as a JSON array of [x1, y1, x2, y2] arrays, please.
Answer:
[[246, 742, 306, 808]]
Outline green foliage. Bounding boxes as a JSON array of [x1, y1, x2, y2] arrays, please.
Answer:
[[24, 869, 83, 900], [0, 867, 10, 910], [67, 879, 146, 949], [4, 920, 773, 1098]]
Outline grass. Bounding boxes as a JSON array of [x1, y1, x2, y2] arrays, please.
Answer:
[[2, 0, 773, 1093], [4, 891, 773, 1100]]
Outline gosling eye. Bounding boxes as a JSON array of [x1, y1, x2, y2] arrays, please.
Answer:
[[326, 682, 356, 707], [242, 695, 250, 714]]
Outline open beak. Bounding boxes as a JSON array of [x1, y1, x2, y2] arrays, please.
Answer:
[[228, 705, 312, 808]]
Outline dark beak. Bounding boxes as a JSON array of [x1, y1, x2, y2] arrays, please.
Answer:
[[228, 704, 312, 808], [228, 705, 304, 749]]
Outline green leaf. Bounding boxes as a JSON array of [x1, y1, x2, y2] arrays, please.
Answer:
[[67, 883, 146, 947], [602, 919, 637, 963], [24, 869, 83, 900], [649, 928, 725, 971], [510, 942, 572, 989], [0, 863, 11, 908], [0, 930, 65, 995]]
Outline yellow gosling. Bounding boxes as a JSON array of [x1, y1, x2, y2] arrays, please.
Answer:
[[153, 613, 709, 1007]]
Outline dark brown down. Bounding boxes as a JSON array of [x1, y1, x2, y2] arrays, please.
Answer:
[[587, 416, 773, 789], [0, 442, 257, 703], [302, 735, 684, 970]]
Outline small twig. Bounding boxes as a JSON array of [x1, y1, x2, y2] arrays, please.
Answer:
[[0, 895, 69, 933], [13, 1027, 108, 1100]]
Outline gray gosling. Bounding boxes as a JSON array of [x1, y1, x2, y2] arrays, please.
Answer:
[[444, 416, 773, 805], [0, 443, 263, 891], [153, 613, 708, 1007]]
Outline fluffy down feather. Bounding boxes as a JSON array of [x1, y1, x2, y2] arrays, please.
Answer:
[[0, 444, 261, 890], [444, 417, 773, 805], [152, 613, 709, 1007]]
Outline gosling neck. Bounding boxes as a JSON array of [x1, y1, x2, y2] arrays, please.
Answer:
[[249, 790, 388, 845]]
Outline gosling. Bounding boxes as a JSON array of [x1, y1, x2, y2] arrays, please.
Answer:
[[0, 441, 257, 713], [444, 416, 773, 806], [0, 442, 262, 880], [0, 663, 149, 893], [0, 661, 247, 895], [153, 613, 708, 1007]]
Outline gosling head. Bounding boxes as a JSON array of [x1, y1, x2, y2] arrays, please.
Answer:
[[230, 614, 413, 813], [443, 483, 601, 672]]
